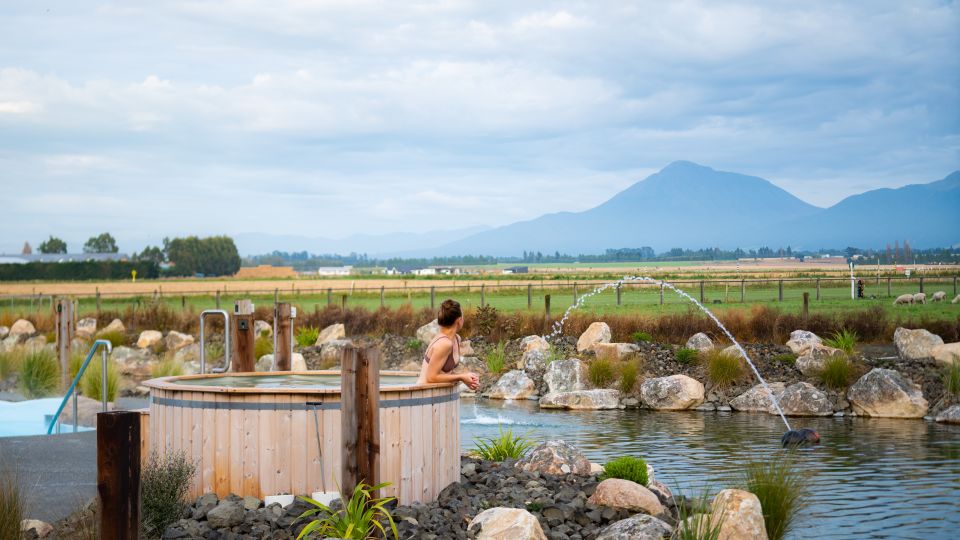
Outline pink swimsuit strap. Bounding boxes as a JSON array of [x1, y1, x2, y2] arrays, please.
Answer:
[[423, 334, 459, 373]]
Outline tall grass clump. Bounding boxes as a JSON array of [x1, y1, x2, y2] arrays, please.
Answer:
[[600, 456, 648, 486], [484, 342, 506, 374], [152, 357, 185, 378], [254, 335, 273, 359], [141, 450, 197, 537], [405, 338, 423, 352], [97, 329, 127, 348], [80, 359, 120, 402], [823, 329, 858, 356], [617, 361, 639, 394], [675, 347, 699, 364], [742, 458, 807, 540], [588, 358, 616, 388], [473, 427, 535, 461], [296, 326, 320, 348], [19, 349, 60, 398], [632, 331, 652, 343], [942, 360, 960, 399], [771, 353, 796, 365], [0, 349, 24, 380], [674, 490, 724, 540], [297, 482, 398, 540], [819, 355, 855, 390], [703, 350, 743, 389], [0, 469, 25, 540]]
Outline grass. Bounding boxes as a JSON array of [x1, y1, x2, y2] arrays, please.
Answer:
[[588, 358, 616, 388], [771, 353, 797, 365], [0, 469, 25, 540], [703, 349, 744, 389], [943, 361, 960, 399], [600, 456, 648, 486], [80, 358, 120, 402], [819, 355, 855, 390], [632, 330, 653, 343], [0, 349, 24, 380], [473, 427, 535, 461], [297, 482, 398, 540], [405, 338, 423, 352], [484, 341, 506, 374], [96, 329, 127, 348], [152, 357, 185, 378], [205, 342, 225, 363], [296, 326, 320, 348], [675, 347, 699, 364], [675, 490, 725, 540], [617, 361, 639, 394], [19, 349, 60, 398], [255, 335, 273, 358], [141, 450, 198, 537], [68, 350, 87, 381], [742, 458, 808, 540], [823, 328, 858, 355]]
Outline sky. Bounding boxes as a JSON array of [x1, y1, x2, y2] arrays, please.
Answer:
[[1, 0, 958, 254]]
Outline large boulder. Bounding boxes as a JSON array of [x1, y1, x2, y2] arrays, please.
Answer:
[[539, 389, 621, 410], [543, 359, 587, 393], [256, 355, 274, 372], [487, 370, 537, 400], [596, 515, 673, 540], [0, 326, 8, 339], [273, 353, 307, 371], [206, 500, 245, 528], [710, 489, 768, 540], [593, 342, 640, 361], [315, 323, 346, 346], [112, 346, 158, 379], [640, 375, 705, 410], [847, 368, 928, 418], [1, 336, 18, 352], [515, 440, 591, 476], [253, 319, 272, 337], [894, 327, 944, 361], [785, 330, 822, 355], [795, 344, 844, 377], [460, 339, 476, 356], [75, 317, 98, 339], [136, 330, 163, 349], [319, 339, 353, 368], [98, 318, 125, 335], [521, 349, 548, 375], [20, 519, 54, 538], [935, 405, 960, 424], [588, 478, 664, 515], [468, 507, 547, 540], [24, 335, 47, 353], [9, 319, 36, 339], [60, 395, 114, 426], [520, 335, 551, 354], [685, 332, 714, 352], [777, 382, 833, 416], [164, 330, 194, 352], [416, 319, 441, 343], [730, 382, 787, 412], [173, 343, 200, 364], [577, 322, 611, 352], [930, 343, 960, 365]]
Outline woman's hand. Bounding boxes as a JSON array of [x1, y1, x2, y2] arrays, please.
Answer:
[[461, 372, 480, 390]]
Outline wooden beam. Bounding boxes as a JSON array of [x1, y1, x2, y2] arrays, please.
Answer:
[[98, 411, 141, 539], [274, 303, 293, 371], [55, 297, 74, 389], [340, 345, 381, 499], [232, 299, 255, 372]]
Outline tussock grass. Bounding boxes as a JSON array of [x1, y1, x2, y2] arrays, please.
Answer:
[[631, 331, 652, 343], [703, 349, 743, 389], [600, 456, 648, 486], [819, 355, 855, 390], [152, 357, 185, 378], [771, 353, 796, 365], [19, 349, 60, 398], [96, 329, 127, 348], [0, 468, 25, 540], [823, 328, 858, 356], [675, 347, 699, 364], [617, 361, 639, 394], [484, 342, 506, 374], [742, 458, 808, 540], [295, 326, 320, 348], [254, 335, 273, 359], [80, 359, 120, 402], [141, 450, 197, 537], [0, 349, 24, 380], [588, 358, 616, 388], [675, 490, 725, 540], [473, 427, 535, 461], [297, 482, 398, 540], [942, 361, 960, 398]]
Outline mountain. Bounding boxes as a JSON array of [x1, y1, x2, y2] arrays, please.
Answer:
[[233, 226, 490, 256], [431, 162, 959, 255]]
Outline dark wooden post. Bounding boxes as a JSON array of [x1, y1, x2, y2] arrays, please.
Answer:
[[573, 282, 578, 304], [232, 299, 255, 372], [215, 290, 221, 310], [327, 288, 333, 306], [740, 279, 745, 303], [340, 345, 380, 499], [380, 286, 385, 308], [181, 295, 186, 309], [55, 297, 75, 388], [699, 280, 705, 303], [660, 282, 665, 305], [919, 276, 924, 294], [98, 411, 141, 539], [274, 288, 279, 305], [816, 278, 821, 300], [544, 294, 551, 319], [274, 303, 293, 371], [480, 284, 486, 308], [527, 284, 532, 309], [954, 275, 957, 296], [616, 284, 622, 306], [802, 292, 809, 320], [887, 277, 892, 297], [778, 280, 784, 301], [95, 288, 101, 318], [341, 294, 348, 311], [430, 286, 435, 310]]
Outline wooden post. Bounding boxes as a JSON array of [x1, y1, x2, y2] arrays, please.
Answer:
[[430, 286, 435, 310], [98, 411, 141, 539], [232, 299, 255, 372], [181, 295, 186, 310], [527, 284, 532, 309], [699, 280, 705, 303], [274, 288, 279, 305], [341, 294, 348, 311], [340, 345, 380, 499], [274, 303, 293, 371], [95, 288, 101, 317], [616, 284, 622, 306], [480, 284, 486, 308], [778, 280, 783, 302], [660, 282, 665, 305], [816, 278, 821, 301], [573, 282, 578, 304], [380, 286, 385, 308], [919, 276, 924, 294], [215, 290, 221, 310], [54, 298, 74, 388], [887, 277, 892, 297], [740, 279, 745, 303], [954, 275, 957, 296], [327, 288, 333, 306], [544, 294, 551, 319], [802, 292, 809, 320]]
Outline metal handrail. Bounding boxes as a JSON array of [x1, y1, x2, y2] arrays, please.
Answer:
[[199, 309, 231, 374], [46, 339, 112, 435]]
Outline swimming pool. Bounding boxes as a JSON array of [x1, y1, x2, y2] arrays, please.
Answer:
[[0, 397, 92, 437]]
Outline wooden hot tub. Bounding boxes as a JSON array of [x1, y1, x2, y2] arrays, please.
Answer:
[[142, 371, 460, 504]]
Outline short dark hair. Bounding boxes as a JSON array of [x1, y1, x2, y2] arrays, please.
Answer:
[[437, 299, 462, 327]]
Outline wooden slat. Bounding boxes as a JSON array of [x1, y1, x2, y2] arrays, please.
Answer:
[[259, 393, 275, 497], [291, 395, 307, 496], [242, 393, 260, 496], [322, 396, 338, 493], [192, 393, 204, 497], [399, 390, 413, 503], [229, 394, 243, 496], [276, 394, 291, 495], [215, 392, 230, 497], [202, 393, 215, 494]]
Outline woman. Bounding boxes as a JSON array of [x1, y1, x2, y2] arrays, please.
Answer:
[[418, 299, 480, 390]]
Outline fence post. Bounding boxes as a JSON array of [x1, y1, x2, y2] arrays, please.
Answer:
[[699, 280, 704, 303], [660, 282, 665, 305], [96, 288, 101, 317], [181, 295, 186, 309], [97, 411, 141, 539], [740, 279, 745, 303], [954, 275, 958, 296], [544, 294, 551, 320], [616, 284, 622, 306], [778, 280, 783, 302], [481, 284, 486, 308], [232, 299, 255, 372], [215, 290, 221, 310], [340, 345, 380, 500], [380, 286, 385, 308], [919, 276, 924, 294], [802, 292, 809, 320], [275, 303, 293, 371], [55, 297, 74, 389], [573, 282, 578, 304], [816, 278, 820, 301], [430, 286, 435, 310], [887, 277, 891, 297], [527, 284, 532, 309], [341, 294, 348, 311], [274, 288, 279, 305]]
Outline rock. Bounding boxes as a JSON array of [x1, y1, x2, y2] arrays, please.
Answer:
[[315, 323, 346, 346], [930, 343, 960, 365], [61, 395, 114, 426], [515, 440, 591, 476], [540, 389, 621, 410], [935, 405, 960, 424], [647, 480, 674, 507], [76, 317, 98, 339], [416, 319, 442, 343], [206, 500, 245, 528], [9, 319, 36, 338], [847, 368, 928, 418], [520, 335, 551, 354], [0, 326, 7, 339], [98, 318, 125, 335], [468, 507, 547, 540], [460, 339, 476, 356], [319, 339, 353, 368], [173, 343, 200, 364], [590, 462, 604, 474], [112, 346, 158, 378], [254, 319, 272, 337], [640, 375, 705, 410], [543, 359, 587, 393], [20, 519, 54, 538], [795, 344, 844, 377], [24, 335, 47, 352], [577, 322, 612, 352], [777, 382, 834, 416], [487, 370, 537, 400], [593, 342, 640, 361], [730, 382, 786, 412], [0, 336, 16, 353], [786, 330, 822, 355], [242, 495, 262, 510], [685, 332, 714, 352], [136, 330, 163, 349], [256, 355, 274, 372], [521, 348, 548, 375], [894, 327, 944, 361], [596, 514, 673, 540], [291, 352, 306, 371], [164, 330, 194, 352], [721, 344, 741, 358], [588, 478, 664, 515], [710, 489, 768, 540]]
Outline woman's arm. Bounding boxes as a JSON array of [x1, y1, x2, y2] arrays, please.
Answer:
[[423, 339, 466, 384]]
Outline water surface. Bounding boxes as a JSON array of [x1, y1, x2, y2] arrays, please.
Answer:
[[171, 374, 419, 389]]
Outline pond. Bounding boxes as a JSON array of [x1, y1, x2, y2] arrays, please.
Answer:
[[460, 398, 960, 540]]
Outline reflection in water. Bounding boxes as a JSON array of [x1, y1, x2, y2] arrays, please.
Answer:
[[461, 398, 960, 540]]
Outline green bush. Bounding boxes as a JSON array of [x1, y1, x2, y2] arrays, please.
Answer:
[[80, 359, 120, 402], [485, 342, 506, 374], [771, 353, 797, 365], [141, 450, 198, 537], [405, 338, 423, 352], [588, 358, 616, 388], [97, 329, 127, 348], [944, 361, 960, 398], [676, 348, 699, 364], [254, 336, 273, 359], [742, 458, 807, 540], [0, 469, 25, 540], [631, 331, 653, 343], [152, 357, 185, 378], [473, 427, 535, 461], [600, 456, 648, 486], [19, 350, 60, 398], [297, 482, 398, 540], [617, 361, 639, 394], [704, 350, 743, 389], [296, 326, 320, 348], [823, 329, 858, 356], [819, 355, 855, 390], [0, 349, 24, 380]]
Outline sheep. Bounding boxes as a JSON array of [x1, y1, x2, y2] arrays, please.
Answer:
[[953, 294, 960, 304], [931, 291, 947, 302], [893, 293, 914, 305], [913, 292, 926, 304]]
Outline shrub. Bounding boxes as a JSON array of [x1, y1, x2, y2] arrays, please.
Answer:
[[676, 348, 699, 364], [819, 355, 854, 390], [675, 490, 724, 540], [19, 350, 60, 398], [473, 304, 499, 337], [588, 358, 616, 388], [631, 331, 653, 343], [152, 357, 185, 378], [473, 427, 535, 461], [742, 458, 807, 540], [600, 456, 648, 486], [141, 450, 197, 537], [703, 350, 744, 389], [546, 347, 566, 364], [296, 326, 320, 348], [617, 361, 639, 394], [297, 482, 398, 540], [80, 359, 120, 402], [405, 338, 423, 352], [205, 342, 225, 363], [254, 336, 273, 359], [771, 353, 796, 365], [823, 328, 858, 356], [0, 469, 25, 540], [0, 349, 24, 380], [943, 361, 960, 399], [484, 342, 506, 374], [97, 329, 127, 348]]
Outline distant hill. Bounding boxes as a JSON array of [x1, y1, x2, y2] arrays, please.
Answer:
[[430, 162, 959, 255], [234, 225, 490, 257]]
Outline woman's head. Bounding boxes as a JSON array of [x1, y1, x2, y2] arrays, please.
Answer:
[[437, 299, 463, 329]]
